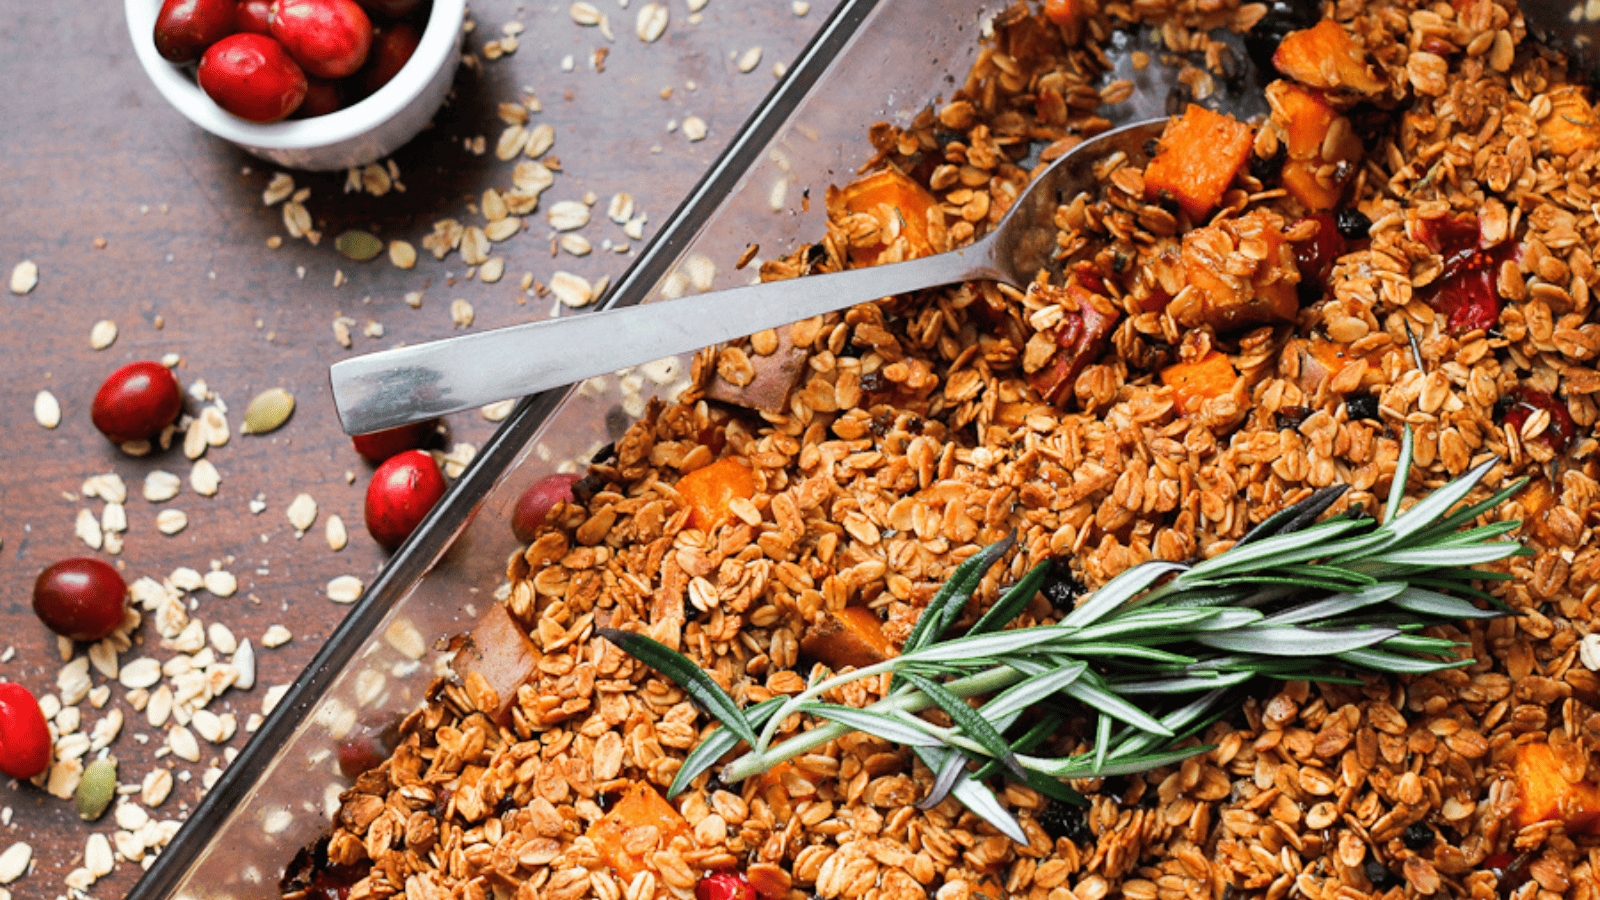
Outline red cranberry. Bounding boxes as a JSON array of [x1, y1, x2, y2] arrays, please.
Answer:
[[351, 418, 438, 463], [235, 0, 274, 34], [1501, 386, 1576, 452], [91, 361, 183, 445], [198, 33, 308, 123], [511, 473, 582, 543], [359, 20, 421, 95], [1293, 213, 1343, 301], [153, 0, 238, 63], [294, 77, 346, 117], [1415, 214, 1510, 335], [694, 873, 757, 900], [364, 450, 447, 550], [0, 683, 52, 780], [336, 729, 390, 779], [270, 0, 374, 79], [33, 558, 129, 642]]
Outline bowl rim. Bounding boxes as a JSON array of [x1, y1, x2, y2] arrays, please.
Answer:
[[124, 0, 466, 150]]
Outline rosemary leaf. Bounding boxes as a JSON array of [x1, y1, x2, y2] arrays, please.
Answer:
[[1383, 426, 1416, 525], [911, 746, 1027, 842], [667, 698, 786, 798], [969, 560, 1049, 636], [1059, 560, 1188, 628], [1195, 624, 1399, 656], [902, 533, 1015, 654], [597, 628, 758, 747], [977, 663, 1087, 722], [1335, 647, 1472, 673], [1257, 583, 1404, 626], [1062, 673, 1172, 737], [1391, 586, 1506, 620], [1110, 670, 1254, 695], [805, 704, 946, 746], [901, 671, 1025, 778]]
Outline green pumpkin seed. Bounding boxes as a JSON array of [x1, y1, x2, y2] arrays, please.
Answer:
[[76, 757, 117, 821], [336, 230, 384, 262], [242, 387, 295, 435]]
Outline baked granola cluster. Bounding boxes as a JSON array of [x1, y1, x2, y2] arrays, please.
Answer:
[[297, 2, 1600, 899]]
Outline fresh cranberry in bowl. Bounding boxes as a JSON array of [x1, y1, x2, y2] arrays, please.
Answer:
[[270, 0, 374, 79], [198, 33, 309, 123], [154, 0, 238, 62]]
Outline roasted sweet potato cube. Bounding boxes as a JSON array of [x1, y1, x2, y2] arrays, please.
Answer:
[[704, 326, 810, 414], [1296, 338, 1380, 394], [1042, 0, 1085, 29], [836, 168, 942, 265], [449, 603, 540, 725], [1540, 86, 1600, 155], [676, 457, 756, 531], [1175, 209, 1300, 331], [1024, 282, 1120, 405], [1161, 352, 1239, 415], [800, 606, 896, 670], [1266, 81, 1359, 210], [586, 783, 693, 880], [1511, 741, 1600, 834], [1143, 104, 1254, 221], [1273, 19, 1385, 95]]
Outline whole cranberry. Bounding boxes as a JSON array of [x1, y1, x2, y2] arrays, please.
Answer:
[[153, 0, 238, 63], [270, 0, 374, 79], [294, 76, 345, 117], [359, 20, 421, 95], [694, 873, 757, 900], [336, 730, 389, 779], [364, 450, 447, 550], [0, 683, 52, 781], [33, 558, 129, 642], [91, 361, 183, 445], [351, 418, 438, 463], [235, 0, 274, 33], [355, 0, 423, 18], [198, 33, 308, 123], [511, 473, 582, 543]]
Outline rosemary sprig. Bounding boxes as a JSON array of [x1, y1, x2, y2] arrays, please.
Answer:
[[602, 428, 1529, 843]]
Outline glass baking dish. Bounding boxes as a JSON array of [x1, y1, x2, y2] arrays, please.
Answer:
[[126, 0, 1022, 895]]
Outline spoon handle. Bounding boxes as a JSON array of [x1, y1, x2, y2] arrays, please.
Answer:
[[330, 238, 1005, 435]]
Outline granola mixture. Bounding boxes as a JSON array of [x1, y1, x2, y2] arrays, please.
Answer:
[[301, 2, 1600, 899]]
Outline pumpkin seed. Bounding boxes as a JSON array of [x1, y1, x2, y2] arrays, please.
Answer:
[[336, 230, 384, 261], [76, 757, 117, 821], [242, 387, 295, 434]]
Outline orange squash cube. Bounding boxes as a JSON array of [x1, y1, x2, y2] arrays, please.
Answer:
[[1161, 352, 1240, 415], [586, 783, 693, 880], [836, 168, 942, 265], [1143, 104, 1254, 221], [1510, 741, 1600, 834], [449, 603, 540, 725], [1175, 210, 1300, 331], [800, 606, 896, 670], [1540, 86, 1600, 156], [676, 457, 756, 531], [1266, 81, 1359, 211], [1272, 19, 1386, 95]]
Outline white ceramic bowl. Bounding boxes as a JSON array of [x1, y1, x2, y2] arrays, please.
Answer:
[[125, 0, 465, 171]]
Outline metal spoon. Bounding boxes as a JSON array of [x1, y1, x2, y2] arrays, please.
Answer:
[[330, 117, 1164, 435]]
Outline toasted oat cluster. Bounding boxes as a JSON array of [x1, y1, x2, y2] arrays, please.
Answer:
[[295, 2, 1600, 899]]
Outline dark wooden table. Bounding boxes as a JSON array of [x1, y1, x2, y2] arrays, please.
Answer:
[[0, 1, 836, 893]]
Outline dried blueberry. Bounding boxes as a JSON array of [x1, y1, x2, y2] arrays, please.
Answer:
[[1036, 798, 1094, 845], [1402, 822, 1434, 850], [1364, 857, 1400, 890], [1041, 558, 1087, 612], [1347, 394, 1381, 421], [1335, 207, 1372, 240]]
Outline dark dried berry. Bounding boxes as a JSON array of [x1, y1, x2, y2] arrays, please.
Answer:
[[1249, 142, 1286, 186], [1402, 822, 1435, 850], [1041, 558, 1086, 612], [1036, 798, 1094, 845], [1364, 857, 1400, 890], [1335, 207, 1372, 240], [1274, 406, 1312, 430], [1346, 394, 1381, 421]]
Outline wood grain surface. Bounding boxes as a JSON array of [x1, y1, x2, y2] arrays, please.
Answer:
[[0, 0, 837, 894]]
